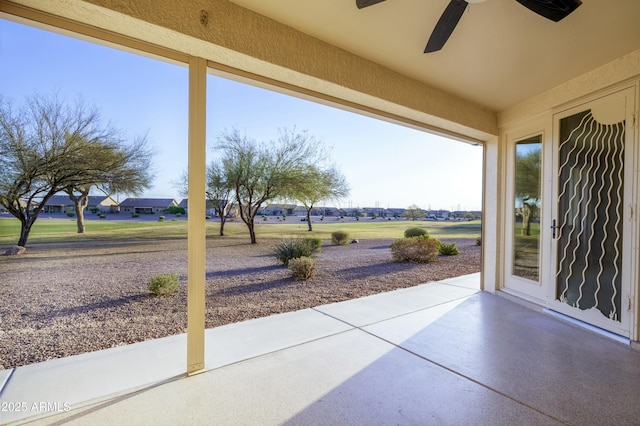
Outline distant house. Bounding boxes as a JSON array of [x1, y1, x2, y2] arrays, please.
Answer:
[[321, 207, 344, 217], [363, 207, 386, 218], [293, 205, 306, 216], [42, 195, 73, 214], [0, 199, 38, 213], [42, 194, 119, 214], [86, 196, 119, 213], [342, 208, 363, 218], [264, 204, 296, 216], [427, 210, 452, 221], [179, 198, 235, 217], [386, 208, 405, 218], [119, 198, 178, 214]]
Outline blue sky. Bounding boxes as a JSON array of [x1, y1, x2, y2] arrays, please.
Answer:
[[0, 18, 483, 211]]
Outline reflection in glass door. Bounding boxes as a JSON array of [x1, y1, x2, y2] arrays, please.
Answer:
[[513, 136, 542, 282]]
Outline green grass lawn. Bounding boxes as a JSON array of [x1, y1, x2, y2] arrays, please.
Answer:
[[0, 216, 482, 245]]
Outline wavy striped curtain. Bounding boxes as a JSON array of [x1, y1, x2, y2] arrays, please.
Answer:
[[556, 109, 625, 322]]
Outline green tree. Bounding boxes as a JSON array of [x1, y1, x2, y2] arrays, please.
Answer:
[[403, 204, 425, 221], [291, 164, 349, 232], [174, 160, 234, 236], [515, 147, 541, 236], [218, 128, 323, 244], [0, 94, 153, 246], [205, 161, 235, 236]]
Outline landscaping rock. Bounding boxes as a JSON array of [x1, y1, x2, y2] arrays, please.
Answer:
[[5, 245, 26, 256], [1, 237, 480, 368]]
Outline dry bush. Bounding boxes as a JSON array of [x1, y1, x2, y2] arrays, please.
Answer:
[[331, 230, 350, 246], [149, 273, 179, 296], [390, 236, 440, 263], [288, 256, 316, 280]]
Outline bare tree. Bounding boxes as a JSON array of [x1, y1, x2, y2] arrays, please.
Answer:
[[0, 94, 153, 246], [64, 134, 153, 233]]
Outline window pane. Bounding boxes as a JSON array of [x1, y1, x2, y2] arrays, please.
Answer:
[[513, 135, 542, 281]]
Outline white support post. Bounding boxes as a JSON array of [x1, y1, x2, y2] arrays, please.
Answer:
[[482, 136, 501, 292], [187, 56, 207, 375]]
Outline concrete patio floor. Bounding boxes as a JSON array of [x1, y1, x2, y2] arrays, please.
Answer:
[[2, 273, 640, 425]]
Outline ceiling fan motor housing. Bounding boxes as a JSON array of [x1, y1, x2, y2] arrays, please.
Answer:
[[515, 0, 582, 22]]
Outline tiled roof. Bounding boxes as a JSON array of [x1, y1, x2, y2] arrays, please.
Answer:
[[43, 195, 116, 206], [119, 198, 177, 208]]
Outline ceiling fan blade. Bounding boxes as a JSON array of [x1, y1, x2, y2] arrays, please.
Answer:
[[515, 0, 582, 22], [425, 0, 469, 53], [356, 0, 386, 9]]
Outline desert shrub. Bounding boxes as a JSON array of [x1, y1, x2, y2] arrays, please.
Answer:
[[98, 214, 106, 219], [331, 230, 350, 246], [66, 212, 75, 217], [304, 236, 322, 253], [476, 236, 482, 246], [274, 238, 321, 265], [288, 256, 316, 280], [132, 213, 140, 218], [158, 215, 166, 221], [166, 206, 185, 215], [438, 242, 459, 256], [404, 227, 428, 238], [149, 273, 179, 296], [390, 236, 439, 263], [205, 215, 212, 220]]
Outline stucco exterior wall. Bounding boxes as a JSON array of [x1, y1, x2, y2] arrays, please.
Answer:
[[498, 49, 640, 128], [4, 0, 497, 143]]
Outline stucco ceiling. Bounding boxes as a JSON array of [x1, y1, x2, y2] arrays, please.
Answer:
[[227, 0, 640, 112]]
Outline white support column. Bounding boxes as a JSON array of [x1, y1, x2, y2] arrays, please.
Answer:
[[481, 136, 501, 292], [187, 56, 207, 375]]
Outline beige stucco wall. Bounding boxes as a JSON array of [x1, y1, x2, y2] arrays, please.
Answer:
[[3, 0, 497, 143], [498, 49, 640, 128]]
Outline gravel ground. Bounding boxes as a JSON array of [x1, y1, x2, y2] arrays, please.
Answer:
[[0, 237, 480, 369]]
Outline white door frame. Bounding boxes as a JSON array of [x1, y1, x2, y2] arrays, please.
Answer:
[[546, 86, 637, 338], [503, 120, 552, 303]]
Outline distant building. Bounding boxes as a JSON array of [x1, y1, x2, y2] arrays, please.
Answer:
[[264, 204, 297, 216], [178, 198, 235, 217], [119, 198, 178, 214], [385, 208, 405, 218], [42, 194, 119, 214], [427, 210, 452, 220], [363, 207, 386, 217]]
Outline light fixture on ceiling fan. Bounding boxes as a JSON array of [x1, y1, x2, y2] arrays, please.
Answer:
[[356, 0, 582, 53]]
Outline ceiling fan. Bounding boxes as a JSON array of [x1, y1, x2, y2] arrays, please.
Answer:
[[356, 0, 582, 53]]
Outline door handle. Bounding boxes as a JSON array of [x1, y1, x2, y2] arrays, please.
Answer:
[[550, 219, 560, 239]]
